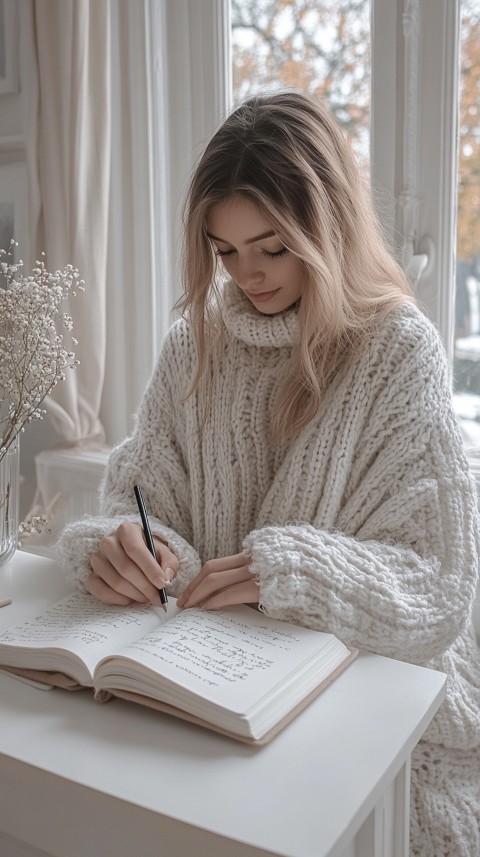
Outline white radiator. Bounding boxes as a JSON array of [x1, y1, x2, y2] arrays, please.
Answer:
[[20, 447, 109, 555]]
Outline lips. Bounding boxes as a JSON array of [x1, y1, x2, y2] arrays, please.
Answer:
[[247, 288, 280, 303]]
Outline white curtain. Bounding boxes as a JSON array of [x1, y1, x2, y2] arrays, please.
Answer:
[[24, 0, 111, 446], [18, 0, 174, 545], [100, 0, 171, 446], [21, 0, 229, 451]]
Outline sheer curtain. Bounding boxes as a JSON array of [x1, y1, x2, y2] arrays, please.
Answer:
[[19, 0, 110, 545], [20, 0, 171, 544], [100, 0, 170, 446], [24, 0, 111, 446], [101, 0, 231, 445]]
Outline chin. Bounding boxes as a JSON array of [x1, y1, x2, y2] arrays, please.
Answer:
[[252, 298, 301, 316], [255, 306, 284, 315]]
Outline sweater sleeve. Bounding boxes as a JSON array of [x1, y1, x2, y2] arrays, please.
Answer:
[[56, 321, 201, 595], [243, 313, 479, 665]]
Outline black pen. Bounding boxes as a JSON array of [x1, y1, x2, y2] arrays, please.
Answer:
[[134, 484, 168, 613]]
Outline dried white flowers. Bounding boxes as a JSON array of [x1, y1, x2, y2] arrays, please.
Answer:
[[0, 240, 84, 462]]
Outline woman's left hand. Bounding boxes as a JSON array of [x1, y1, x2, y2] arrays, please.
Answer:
[[176, 552, 258, 610]]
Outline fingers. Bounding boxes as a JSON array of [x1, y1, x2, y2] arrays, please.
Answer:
[[177, 553, 256, 610], [86, 571, 135, 606], [90, 551, 157, 604], [154, 538, 180, 583], [178, 566, 251, 608], [88, 522, 180, 606], [193, 579, 259, 611], [177, 553, 248, 606], [116, 523, 167, 588]]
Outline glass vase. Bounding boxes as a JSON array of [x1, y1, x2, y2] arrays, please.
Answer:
[[0, 437, 20, 566]]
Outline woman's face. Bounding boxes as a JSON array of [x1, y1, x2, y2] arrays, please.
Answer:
[[206, 196, 305, 314]]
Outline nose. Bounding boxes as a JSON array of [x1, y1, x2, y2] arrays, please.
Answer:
[[234, 259, 264, 290]]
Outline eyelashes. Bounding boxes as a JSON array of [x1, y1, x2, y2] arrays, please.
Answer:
[[263, 248, 288, 259], [214, 248, 234, 257], [214, 247, 288, 259]]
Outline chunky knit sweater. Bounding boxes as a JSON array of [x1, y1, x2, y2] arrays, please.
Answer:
[[58, 284, 480, 857]]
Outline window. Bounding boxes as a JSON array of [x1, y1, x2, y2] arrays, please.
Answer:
[[453, 0, 480, 447], [231, 0, 371, 164]]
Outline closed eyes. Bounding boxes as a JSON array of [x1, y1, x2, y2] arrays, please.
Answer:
[[214, 247, 288, 259], [262, 247, 289, 259]]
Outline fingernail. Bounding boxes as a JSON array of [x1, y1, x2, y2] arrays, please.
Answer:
[[164, 566, 174, 583]]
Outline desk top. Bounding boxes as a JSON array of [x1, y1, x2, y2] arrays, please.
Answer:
[[0, 551, 446, 857]]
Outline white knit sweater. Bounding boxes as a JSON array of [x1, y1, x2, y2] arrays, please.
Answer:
[[58, 284, 480, 856]]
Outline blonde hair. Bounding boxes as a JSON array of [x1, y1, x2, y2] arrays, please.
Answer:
[[177, 91, 414, 440]]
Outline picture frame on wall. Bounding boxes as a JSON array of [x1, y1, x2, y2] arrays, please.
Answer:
[[0, 0, 19, 95], [0, 162, 29, 280]]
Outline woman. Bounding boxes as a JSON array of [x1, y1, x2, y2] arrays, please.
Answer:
[[58, 91, 480, 855]]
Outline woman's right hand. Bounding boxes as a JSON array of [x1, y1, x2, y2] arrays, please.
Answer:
[[86, 522, 180, 605]]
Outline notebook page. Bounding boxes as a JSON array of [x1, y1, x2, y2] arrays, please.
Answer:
[[0, 592, 164, 680]]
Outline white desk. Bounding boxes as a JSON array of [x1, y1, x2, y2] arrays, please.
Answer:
[[0, 552, 446, 857]]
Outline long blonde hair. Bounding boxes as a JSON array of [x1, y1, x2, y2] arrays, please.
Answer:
[[177, 91, 414, 440]]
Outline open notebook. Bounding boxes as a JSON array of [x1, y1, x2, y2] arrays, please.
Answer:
[[0, 591, 357, 745]]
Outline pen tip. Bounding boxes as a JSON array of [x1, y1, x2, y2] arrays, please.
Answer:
[[162, 604, 168, 613]]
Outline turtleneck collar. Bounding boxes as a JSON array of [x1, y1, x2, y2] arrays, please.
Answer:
[[219, 281, 300, 348]]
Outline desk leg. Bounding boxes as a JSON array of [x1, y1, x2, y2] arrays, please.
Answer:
[[353, 759, 411, 857], [393, 758, 411, 857]]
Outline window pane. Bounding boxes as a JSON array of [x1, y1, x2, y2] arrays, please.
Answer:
[[231, 0, 371, 165], [454, 0, 480, 447]]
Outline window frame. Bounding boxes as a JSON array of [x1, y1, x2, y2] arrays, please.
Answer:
[[371, 0, 460, 359]]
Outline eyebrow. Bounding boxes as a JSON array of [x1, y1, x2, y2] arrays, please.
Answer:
[[206, 230, 276, 246]]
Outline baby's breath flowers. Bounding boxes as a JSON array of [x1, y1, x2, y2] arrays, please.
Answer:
[[0, 240, 84, 462], [17, 513, 51, 545]]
